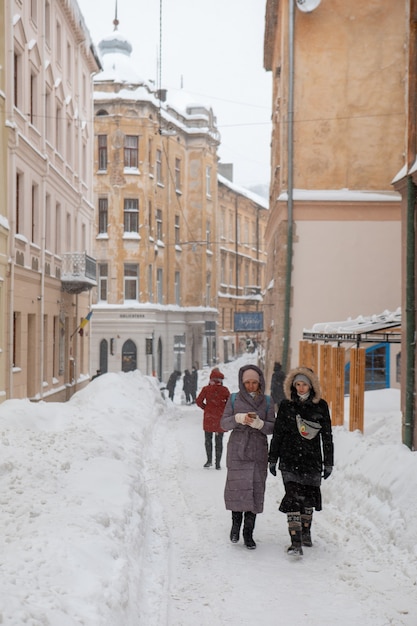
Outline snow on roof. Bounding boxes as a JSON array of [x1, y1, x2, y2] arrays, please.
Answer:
[[278, 189, 401, 203], [303, 308, 401, 341], [218, 173, 269, 209]]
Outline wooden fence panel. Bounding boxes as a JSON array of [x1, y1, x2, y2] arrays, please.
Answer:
[[320, 344, 333, 407], [331, 346, 345, 426], [349, 347, 365, 432]]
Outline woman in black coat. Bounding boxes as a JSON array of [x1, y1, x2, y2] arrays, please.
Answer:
[[268, 366, 333, 556]]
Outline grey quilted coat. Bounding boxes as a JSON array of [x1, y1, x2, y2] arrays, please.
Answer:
[[220, 365, 276, 513]]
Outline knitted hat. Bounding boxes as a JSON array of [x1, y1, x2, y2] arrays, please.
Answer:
[[242, 368, 260, 383], [210, 368, 224, 380], [293, 373, 311, 386]]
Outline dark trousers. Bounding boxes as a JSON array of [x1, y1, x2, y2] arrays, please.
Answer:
[[204, 431, 223, 463]]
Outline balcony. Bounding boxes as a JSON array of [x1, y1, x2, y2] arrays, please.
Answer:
[[61, 252, 97, 294]]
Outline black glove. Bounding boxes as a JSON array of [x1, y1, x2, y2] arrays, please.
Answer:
[[323, 466, 333, 480], [269, 463, 277, 476]]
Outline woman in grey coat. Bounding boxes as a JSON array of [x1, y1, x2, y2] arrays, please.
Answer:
[[220, 364, 275, 549]]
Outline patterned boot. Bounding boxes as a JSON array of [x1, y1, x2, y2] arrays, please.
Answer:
[[287, 511, 303, 556], [301, 507, 313, 547]]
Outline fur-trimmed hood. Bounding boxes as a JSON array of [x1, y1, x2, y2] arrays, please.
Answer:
[[283, 366, 321, 404]]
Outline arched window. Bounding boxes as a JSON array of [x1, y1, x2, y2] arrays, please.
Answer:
[[99, 339, 108, 373], [122, 339, 137, 372]]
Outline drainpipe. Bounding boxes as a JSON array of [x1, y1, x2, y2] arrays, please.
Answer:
[[405, 175, 415, 450], [282, 0, 295, 373]]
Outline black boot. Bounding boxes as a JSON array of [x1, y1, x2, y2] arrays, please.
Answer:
[[230, 511, 243, 543], [215, 433, 223, 469], [204, 432, 212, 468], [243, 512, 257, 549], [287, 511, 303, 556], [301, 507, 313, 547]]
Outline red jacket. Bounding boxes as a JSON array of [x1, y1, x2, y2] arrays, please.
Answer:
[[196, 382, 230, 432]]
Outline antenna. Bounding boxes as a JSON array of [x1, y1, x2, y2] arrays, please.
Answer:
[[295, 0, 321, 12]]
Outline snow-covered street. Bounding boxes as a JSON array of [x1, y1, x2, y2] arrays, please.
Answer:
[[0, 355, 416, 625]]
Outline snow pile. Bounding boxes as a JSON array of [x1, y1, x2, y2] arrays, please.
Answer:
[[0, 356, 416, 625]]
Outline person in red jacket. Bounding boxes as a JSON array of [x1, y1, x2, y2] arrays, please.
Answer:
[[196, 368, 230, 469]]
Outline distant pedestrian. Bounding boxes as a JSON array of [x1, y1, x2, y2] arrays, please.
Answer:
[[270, 361, 285, 409], [196, 368, 230, 469], [183, 369, 193, 404], [190, 366, 198, 403], [166, 370, 181, 401], [268, 367, 334, 557], [220, 365, 275, 549]]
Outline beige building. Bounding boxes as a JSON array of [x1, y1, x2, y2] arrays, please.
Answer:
[[91, 26, 221, 382], [217, 171, 268, 364], [3, 0, 100, 401], [263, 0, 403, 389], [0, 0, 8, 400]]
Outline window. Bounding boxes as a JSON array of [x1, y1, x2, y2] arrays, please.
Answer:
[[174, 271, 180, 305], [206, 165, 212, 197], [124, 199, 139, 233], [220, 255, 226, 284], [206, 272, 211, 304], [67, 42, 72, 81], [98, 198, 108, 234], [124, 264, 138, 300], [45, 89, 52, 141], [175, 158, 181, 191], [148, 264, 153, 302], [45, 193, 51, 250], [124, 135, 138, 168], [206, 219, 211, 251], [56, 104, 62, 152], [45, 2, 51, 46], [56, 21, 62, 65], [66, 117, 72, 165], [30, 0, 37, 24], [175, 215, 180, 245], [156, 268, 163, 304], [55, 202, 61, 254], [98, 135, 107, 170], [156, 209, 162, 240], [244, 262, 249, 287], [16, 172, 23, 235], [156, 149, 162, 183], [13, 312, 21, 368], [148, 201, 153, 236], [98, 263, 108, 301], [31, 183, 38, 244], [30, 72, 38, 126], [13, 53, 22, 109], [148, 139, 153, 174]]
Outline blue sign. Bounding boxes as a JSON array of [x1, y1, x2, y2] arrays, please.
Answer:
[[234, 312, 264, 332]]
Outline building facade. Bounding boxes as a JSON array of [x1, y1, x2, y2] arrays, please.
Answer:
[[3, 0, 100, 401], [0, 0, 8, 401], [217, 172, 268, 364], [263, 0, 403, 387], [90, 26, 221, 384]]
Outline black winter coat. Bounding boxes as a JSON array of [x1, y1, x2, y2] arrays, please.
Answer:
[[268, 367, 333, 476]]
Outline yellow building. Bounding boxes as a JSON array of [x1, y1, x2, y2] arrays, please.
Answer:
[[0, 0, 8, 401], [217, 171, 268, 364], [91, 25, 221, 381], [4, 0, 100, 401], [263, 0, 403, 388]]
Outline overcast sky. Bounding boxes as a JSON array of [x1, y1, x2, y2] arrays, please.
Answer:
[[77, 0, 272, 189]]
